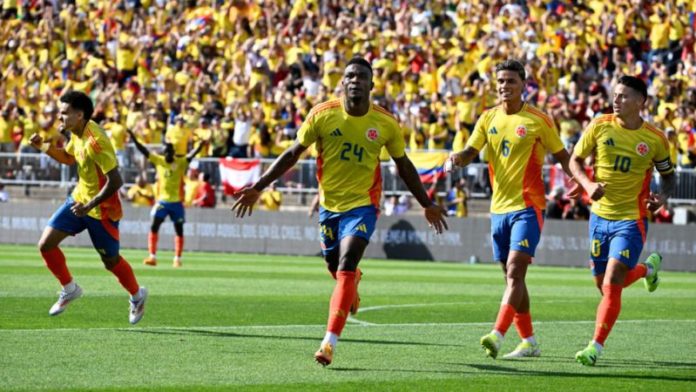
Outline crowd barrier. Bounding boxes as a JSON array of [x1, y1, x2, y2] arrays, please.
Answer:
[[1, 203, 694, 272]]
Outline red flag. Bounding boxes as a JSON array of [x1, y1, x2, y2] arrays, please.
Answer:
[[219, 158, 261, 195]]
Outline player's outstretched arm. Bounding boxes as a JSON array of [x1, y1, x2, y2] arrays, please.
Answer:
[[186, 140, 207, 162], [445, 146, 479, 172], [232, 142, 308, 218], [30, 133, 75, 165], [71, 168, 123, 217], [126, 129, 150, 158], [393, 155, 448, 234], [569, 153, 605, 201]]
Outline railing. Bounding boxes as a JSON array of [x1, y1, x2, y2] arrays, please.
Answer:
[[2, 150, 696, 204]]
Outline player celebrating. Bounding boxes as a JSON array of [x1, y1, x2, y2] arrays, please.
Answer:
[[232, 57, 448, 366], [446, 60, 576, 359], [31, 91, 148, 324], [128, 129, 205, 268], [570, 76, 675, 366]]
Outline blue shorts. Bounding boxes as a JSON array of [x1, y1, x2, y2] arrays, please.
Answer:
[[151, 201, 185, 223], [588, 213, 647, 276], [318, 205, 377, 256], [490, 206, 544, 262], [48, 197, 120, 258]]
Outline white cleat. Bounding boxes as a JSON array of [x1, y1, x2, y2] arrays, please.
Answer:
[[502, 341, 541, 359], [129, 287, 149, 325], [49, 284, 83, 316]]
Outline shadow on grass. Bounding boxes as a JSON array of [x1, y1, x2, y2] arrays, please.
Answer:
[[447, 362, 696, 382], [122, 328, 463, 347], [535, 355, 696, 370]]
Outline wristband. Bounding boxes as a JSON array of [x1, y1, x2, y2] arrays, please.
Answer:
[[40, 143, 50, 153]]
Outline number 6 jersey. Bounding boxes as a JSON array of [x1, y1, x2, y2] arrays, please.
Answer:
[[466, 103, 565, 214], [298, 99, 406, 213], [574, 114, 673, 220]]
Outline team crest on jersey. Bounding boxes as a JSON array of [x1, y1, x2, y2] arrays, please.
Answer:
[[635, 142, 649, 156], [515, 125, 527, 138], [366, 128, 379, 141]]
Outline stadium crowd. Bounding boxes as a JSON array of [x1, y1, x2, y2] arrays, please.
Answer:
[[1, 0, 695, 217]]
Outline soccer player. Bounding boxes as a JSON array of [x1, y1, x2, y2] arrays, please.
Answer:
[[232, 57, 448, 366], [446, 60, 577, 359], [30, 91, 148, 324], [128, 128, 205, 268], [570, 76, 675, 366]]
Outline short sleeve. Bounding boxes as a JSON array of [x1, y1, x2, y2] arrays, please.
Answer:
[[297, 110, 319, 147], [92, 135, 118, 173], [465, 109, 491, 151], [148, 152, 166, 167], [540, 120, 565, 154], [652, 133, 674, 175], [385, 121, 406, 159], [573, 120, 598, 159]]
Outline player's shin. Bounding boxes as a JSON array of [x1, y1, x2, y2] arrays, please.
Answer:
[[623, 264, 647, 287], [593, 284, 623, 345], [110, 256, 140, 296], [41, 247, 73, 286], [325, 271, 357, 343]]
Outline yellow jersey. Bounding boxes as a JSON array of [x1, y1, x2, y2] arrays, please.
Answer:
[[259, 190, 282, 211], [297, 99, 406, 212], [148, 153, 188, 203], [574, 114, 674, 221], [165, 124, 192, 155], [65, 121, 122, 221], [467, 104, 564, 214]]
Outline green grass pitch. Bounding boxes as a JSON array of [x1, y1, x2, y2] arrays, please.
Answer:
[[1, 244, 695, 391]]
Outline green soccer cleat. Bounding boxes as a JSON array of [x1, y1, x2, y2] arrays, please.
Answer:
[[643, 253, 663, 293], [575, 342, 600, 366], [480, 332, 502, 359], [502, 341, 541, 359]]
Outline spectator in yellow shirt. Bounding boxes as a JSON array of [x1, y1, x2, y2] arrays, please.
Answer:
[[126, 174, 155, 207]]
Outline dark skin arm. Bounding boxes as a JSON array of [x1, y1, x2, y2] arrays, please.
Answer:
[[394, 155, 448, 233], [126, 129, 150, 158], [186, 141, 207, 162], [232, 142, 308, 217], [71, 168, 123, 217]]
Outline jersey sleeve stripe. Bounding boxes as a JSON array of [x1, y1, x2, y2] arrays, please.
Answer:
[[644, 124, 670, 150], [372, 104, 398, 121], [524, 106, 554, 128], [306, 100, 341, 121]]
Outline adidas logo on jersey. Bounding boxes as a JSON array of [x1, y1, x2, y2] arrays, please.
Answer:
[[330, 128, 343, 137], [518, 239, 529, 248], [489, 127, 498, 135], [604, 138, 615, 146]]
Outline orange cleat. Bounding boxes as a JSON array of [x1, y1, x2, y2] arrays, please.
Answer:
[[314, 343, 334, 367], [143, 256, 157, 266]]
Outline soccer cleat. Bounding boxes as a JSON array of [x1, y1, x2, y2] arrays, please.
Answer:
[[502, 341, 541, 359], [314, 342, 334, 366], [643, 253, 662, 292], [350, 268, 362, 315], [129, 287, 149, 325], [480, 332, 502, 359], [49, 284, 83, 316], [575, 342, 599, 366], [172, 258, 182, 268], [143, 256, 157, 266]]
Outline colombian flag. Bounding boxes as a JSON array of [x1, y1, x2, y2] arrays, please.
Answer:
[[408, 151, 449, 184]]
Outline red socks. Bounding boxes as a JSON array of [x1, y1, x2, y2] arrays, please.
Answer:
[[493, 304, 517, 335], [148, 232, 158, 255], [41, 248, 72, 285], [593, 284, 623, 345], [623, 264, 647, 287], [175, 236, 184, 257], [110, 256, 140, 295], [514, 312, 534, 339], [326, 271, 357, 336]]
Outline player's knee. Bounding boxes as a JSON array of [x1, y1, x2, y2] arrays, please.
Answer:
[[101, 256, 119, 270], [37, 239, 53, 253]]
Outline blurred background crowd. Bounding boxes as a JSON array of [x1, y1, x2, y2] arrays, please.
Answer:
[[1, 0, 695, 221]]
